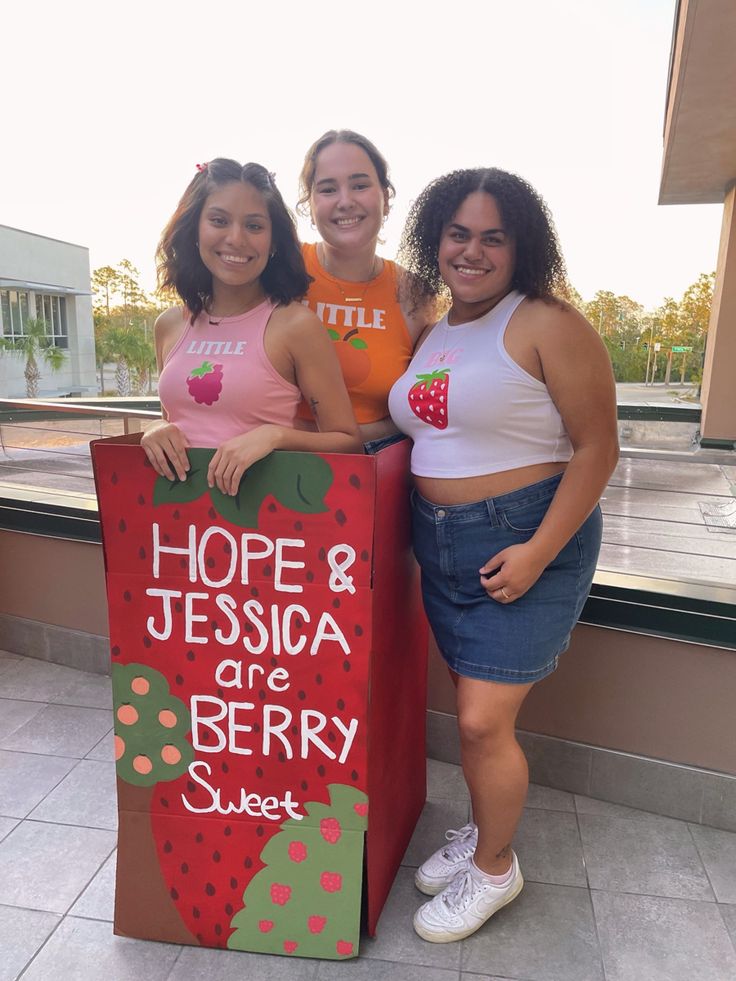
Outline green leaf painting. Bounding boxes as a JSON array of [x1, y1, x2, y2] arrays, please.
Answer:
[[153, 449, 334, 529]]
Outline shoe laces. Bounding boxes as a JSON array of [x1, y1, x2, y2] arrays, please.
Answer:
[[441, 823, 477, 862], [441, 866, 483, 913]]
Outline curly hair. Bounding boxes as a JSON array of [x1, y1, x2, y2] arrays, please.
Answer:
[[296, 129, 395, 217], [398, 168, 569, 311], [157, 158, 311, 320]]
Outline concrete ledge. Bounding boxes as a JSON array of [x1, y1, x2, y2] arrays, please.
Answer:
[[427, 708, 736, 834], [0, 613, 109, 675]]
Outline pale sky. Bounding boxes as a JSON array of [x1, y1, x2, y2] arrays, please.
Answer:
[[1, 0, 722, 310]]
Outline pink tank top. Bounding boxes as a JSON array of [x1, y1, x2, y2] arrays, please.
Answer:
[[157, 300, 300, 448]]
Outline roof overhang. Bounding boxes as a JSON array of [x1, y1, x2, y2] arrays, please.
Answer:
[[0, 278, 90, 296], [659, 0, 736, 205]]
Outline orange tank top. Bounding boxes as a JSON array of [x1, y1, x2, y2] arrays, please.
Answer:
[[297, 242, 414, 424]]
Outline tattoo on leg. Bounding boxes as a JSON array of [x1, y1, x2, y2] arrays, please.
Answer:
[[309, 397, 319, 418], [495, 844, 511, 860]]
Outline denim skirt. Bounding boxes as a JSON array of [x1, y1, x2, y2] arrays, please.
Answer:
[[411, 473, 602, 683]]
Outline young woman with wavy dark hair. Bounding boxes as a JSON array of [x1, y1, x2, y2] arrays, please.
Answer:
[[142, 158, 361, 492], [389, 168, 618, 944]]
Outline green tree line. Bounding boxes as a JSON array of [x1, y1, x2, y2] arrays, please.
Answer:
[[92, 261, 166, 396], [576, 272, 714, 385]]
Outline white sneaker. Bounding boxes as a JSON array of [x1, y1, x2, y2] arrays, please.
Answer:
[[414, 823, 478, 896], [413, 853, 523, 943]]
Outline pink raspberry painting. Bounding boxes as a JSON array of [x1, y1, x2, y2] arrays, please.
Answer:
[[187, 361, 223, 405]]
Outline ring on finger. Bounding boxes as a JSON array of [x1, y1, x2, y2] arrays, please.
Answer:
[[501, 586, 511, 600]]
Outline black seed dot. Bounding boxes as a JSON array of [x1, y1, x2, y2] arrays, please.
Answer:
[[270, 656, 278, 668], [244, 857, 253, 869], [123, 591, 132, 602], [143, 636, 152, 649], [301, 780, 308, 791], [181, 862, 189, 873], [173, 509, 180, 520], [297, 690, 306, 701], [119, 519, 127, 533], [318, 548, 326, 561], [306, 571, 314, 582], [208, 507, 216, 519], [278, 751, 285, 763], [217, 687, 224, 698], [224, 826, 232, 837], [221, 762, 229, 774], [206, 557, 215, 569], [202, 730, 210, 741], [343, 660, 351, 672], [268, 502, 277, 513], [193, 906, 200, 919], [170, 886, 178, 899], [138, 547, 146, 560], [175, 601, 183, 613], [253, 723, 260, 733], [355, 625, 364, 637], [263, 564, 272, 576], [335, 509, 347, 526], [187, 780, 196, 793], [315, 673, 323, 685], [196, 932, 203, 942], [176, 674, 184, 685], [163, 533, 170, 544], [245, 623, 253, 633], [256, 766, 263, 778], [225, 902, 234, 915], [332, 598, 340, 609], [186, 650, 195, 661], [111, 646, 120, 656], [160, 797, 169, 808], [317, 765, 326, 777], [195, 832, 204, 843], [223, 542, 231, 554], [256, 825, 264, 837], [163, 840, 172, 853], [291, 725, 298, 736], [180, 558, 187, 569], [229, 877, 237, 889], [295, 617, 303, 629], [258, 689, 266, 702], [361, 550, 369, 562], [206, 882, 216, 895], [328, 731, 336, 743], [337, 698, 345, 710], [214, 923, 223, 936], [349, 474, 361, 489], [294, 521, 303, 531], [111, 472, 118, 484], [213, 851, 221, 863], [351, 769, 359, 781], [138, 493, 145, 505], [250, 586, 259, 597]]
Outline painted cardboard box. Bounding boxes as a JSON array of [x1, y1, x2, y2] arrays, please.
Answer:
[[91, 436, 428, 960]]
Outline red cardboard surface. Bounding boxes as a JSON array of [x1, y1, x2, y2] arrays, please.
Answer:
[[91, 437, 426, 959]]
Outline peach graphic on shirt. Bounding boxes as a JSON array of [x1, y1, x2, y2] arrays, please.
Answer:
[[327, 329, 371, 388], [187, 361, 224, 405], [408, 369, 450, 430]]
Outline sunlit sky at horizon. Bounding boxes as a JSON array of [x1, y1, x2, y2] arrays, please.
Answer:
[[1, 0, 723, 311]]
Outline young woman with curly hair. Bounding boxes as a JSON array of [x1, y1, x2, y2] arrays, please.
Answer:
[[388, 168, 618, 943], [142, 158, 361, 491], [295, 130, 436, 450]]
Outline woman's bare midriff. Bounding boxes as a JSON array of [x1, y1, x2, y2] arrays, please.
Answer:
[[414, 461, 567, 506]]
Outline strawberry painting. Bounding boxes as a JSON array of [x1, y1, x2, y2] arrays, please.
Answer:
[[407, 369, 450, 429], [187, 361, 223, 405], [91, 436, 428, 959]]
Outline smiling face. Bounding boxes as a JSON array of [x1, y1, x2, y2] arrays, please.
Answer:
[[309, 142, 389, 256], [197, 181, 272, 302], [438, 191, 516, 323]]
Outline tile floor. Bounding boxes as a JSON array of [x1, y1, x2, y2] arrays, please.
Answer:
[[1, 649, 736, 981]]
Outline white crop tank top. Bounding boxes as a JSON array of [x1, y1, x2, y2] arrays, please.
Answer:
[[388, 291, 573, 478]]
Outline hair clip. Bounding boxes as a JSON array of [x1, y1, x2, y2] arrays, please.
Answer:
[[268, 171, 276, 185], [196, 162, 209, 173]]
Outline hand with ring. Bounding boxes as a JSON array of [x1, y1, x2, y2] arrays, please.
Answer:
[[479, 542, 550, 603]]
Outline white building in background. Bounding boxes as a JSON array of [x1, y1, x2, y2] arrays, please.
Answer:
[[0, 225, 97, 398]]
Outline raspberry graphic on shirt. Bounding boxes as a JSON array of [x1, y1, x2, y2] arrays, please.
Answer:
[[407, 369, 450, 429], [187, 361, 224, 405]]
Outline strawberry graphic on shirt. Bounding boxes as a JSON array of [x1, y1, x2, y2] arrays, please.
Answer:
[[187, 361, 223, 405], [407, 369, 450, 430]]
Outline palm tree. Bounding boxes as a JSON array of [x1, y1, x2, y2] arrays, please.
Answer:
[[105, 325, 155, 396], [0, 317, 66, 398]]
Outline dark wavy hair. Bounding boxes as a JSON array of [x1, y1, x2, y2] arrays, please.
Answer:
[[157, 158, 311, 320], [398, 168, 569, 310], [296, 129, 395, 217]]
